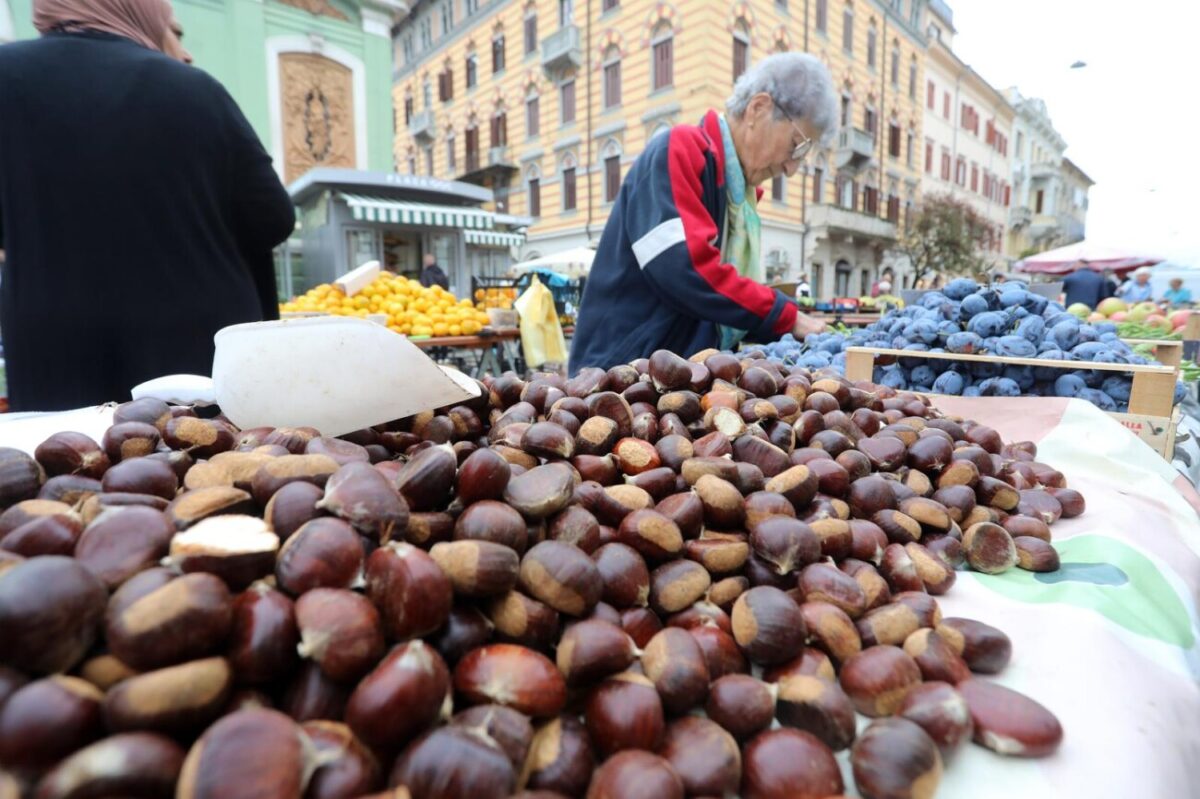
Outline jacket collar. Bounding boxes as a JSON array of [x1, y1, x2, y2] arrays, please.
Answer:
[[700, 110, 726, 187]]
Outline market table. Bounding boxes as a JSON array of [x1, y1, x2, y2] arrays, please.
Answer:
[[2, 395, 1198, 797], [409, 328, 522, 378]]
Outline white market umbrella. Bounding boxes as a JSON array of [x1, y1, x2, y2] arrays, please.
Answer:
[[511, 247, 595, 279]]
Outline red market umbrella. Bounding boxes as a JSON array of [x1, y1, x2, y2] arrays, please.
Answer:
[[1015, 242, 1164, 276]]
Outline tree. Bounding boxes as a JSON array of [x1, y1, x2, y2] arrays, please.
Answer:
[[901, 193, 994, 286]]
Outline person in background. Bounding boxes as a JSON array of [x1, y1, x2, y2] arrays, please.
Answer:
[[568, 53, 836, 373], [877, 280, 892, 296], [796, 272, 812, 299], [0, 0, 295, 412], [1162, 278, 1193, 308], [419, 253, 450, 291], [1117, 267, 1155, 304], [1062, 263, 1106, 309]]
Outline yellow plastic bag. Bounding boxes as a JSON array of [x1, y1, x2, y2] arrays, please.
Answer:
[[514, 275, 567, 368]]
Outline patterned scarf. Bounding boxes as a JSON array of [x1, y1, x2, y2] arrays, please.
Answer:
[[716, 114, 764, 351]]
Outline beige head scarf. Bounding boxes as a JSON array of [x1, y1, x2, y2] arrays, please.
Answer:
[[33, 0, 173, 53]]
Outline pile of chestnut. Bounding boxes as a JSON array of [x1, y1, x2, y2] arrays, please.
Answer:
[[0, 346, 1081, 799]]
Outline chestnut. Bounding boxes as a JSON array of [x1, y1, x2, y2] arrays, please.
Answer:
[[175, 708, 318, 798], [648, 559, 711, 617], [584, 750, 683, 799], [898, 681, 973, 754], [393, 445, 457, 512], [430, 540, 520, 598], [275, 517, 364, 595], [101, 422, 162, 463], [936, 617, 1012, 674], [161, 417, 236, 459], [616, 509, 683, 562], [731, 586, 806, 665], [774, 673, 858, 751], [641, 627, 710, 714], [524, 716, 595, 797], [1014, 536, 1060, 572], [797, 562, 868, 618], [454, 644, 566, 718], [750, 517, 821, 576], [0, 676, 104, 770], [455, 500, 528, 553], [294, 588, 385, 683], [487, 590, 560, 651], [658, 716, 741, 797], [523, 422, 576, 461], [621, 607, 664, 649], [227, 581, 299, 685], [850, 717, 943, 799], [456, 447, 512, 506], [584, 672, 665, 757], [519, 540, 603, 617], [556, 619, 638, 687], [303, 720, 383, 799], [694, 475, 745, 530], [958, 678, 1063, 757], [101, 457, 177, 500], [504, 463, 576, 520], [839, 645, 922, 717], [35, 432, 110, 480], [799, 601, 862, 665], [280, 662, 350, 723], [103, 656, 233, 735], [33, 732, 185, 799], [345, 640, 450, 753], [166, 514, 280, 591], [740, 728, 843, 799], [317, 462, 410, 541], [962, 522, 1017, 574], [593, 543, 650, 609], [250, 454, 340, 506]]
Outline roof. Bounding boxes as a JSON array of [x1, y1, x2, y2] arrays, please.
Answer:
[[287, 168, 492, 207], [1062, 157, 1095, 187]]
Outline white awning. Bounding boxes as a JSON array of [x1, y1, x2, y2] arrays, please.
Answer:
[[465, 230, 525, 248], [339, 194, 494, 229]]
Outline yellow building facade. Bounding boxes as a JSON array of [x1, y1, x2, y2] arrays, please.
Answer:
[[392, 0, 931, 296]]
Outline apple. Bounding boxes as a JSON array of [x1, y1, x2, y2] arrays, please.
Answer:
[[1126, 303, 1156, 323], [1169, 310, 1192, 328], [1109, 311, 1128, 322], [1145, 314, 1172, 332], [1087, 312, 1106, 323], [1067, 303, 1092, 319], [1096, 298, 1127, 317]]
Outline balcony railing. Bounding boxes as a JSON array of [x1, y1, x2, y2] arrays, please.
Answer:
[[808, 204, 897, 242], [835, 128, 875, 170], [488, 146, 515, 168], [542, 25, 582, 71], [408, 110, 435, 140]]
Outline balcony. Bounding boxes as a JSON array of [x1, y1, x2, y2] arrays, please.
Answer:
[[808, 204, 897, 243], [835, 128, 875, 171], [1030, 160, 1058, 180], [1010, 206, 1032, 228], [1029, 213, 1062, 241], [542, 25, 582, 72], [408, 110, 435, 141], [459, 146, 518, 187]]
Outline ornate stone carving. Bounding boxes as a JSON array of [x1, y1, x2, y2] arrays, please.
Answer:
[[280, 53, 355, 183], [275, 0, 349, 23]]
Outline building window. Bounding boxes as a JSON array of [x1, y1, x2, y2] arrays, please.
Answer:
[[867, 22, 876, 69], [1004, 185, 1012, 206], [971, 163, 979, 192], [561, 79, 576, 123], [888, 122, 900, 157], [465, 125, 480, 171], [408, 153, 416, 174], [559, 0, 574, 26], [605, 154, 621, 202], [446, 133, 457, 172], [887, 194, 900, 223], [424, 146, 434, 175], [422, 78, 432, 109], [812, 166, 824, 203], [465, 53, 477, 88], [528, 175, 541, 216], [864, 107, 876, 138], [890, 42, 899, 85], [908, 56, 917, 99], [526, 93, 540, 138], [440, 2, 453, 36], [492, 33, 506, 74], [524, 13, 538, 55], [905, 131, 914, 168], [420, 18, 432, 49], [732, 27, 750, 82], [924, 140, 932, 173], [602, 0, 618, 11], [942, 91, 950, 120], [955, 157, 966, 186], [815, 0, 828, 32], [404, 96, 414, 125], [438, 66, 454, 102], [940, 148, 950, 180], [652, 24, 674, 91], [466, 0, 479, 13], [402, 34, 414, 64], [490, 110, 508, 148], [842, 3, 853, 54], [841, 94, 851, 127], [563, 165, 578, 210], [603, 47, 621, 108], [772, 175, 784, 202], [863, 185, 879, 215], [926, 80, 934, 110]]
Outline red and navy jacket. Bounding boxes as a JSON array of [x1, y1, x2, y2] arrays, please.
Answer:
[[569, 110, 798, 374]]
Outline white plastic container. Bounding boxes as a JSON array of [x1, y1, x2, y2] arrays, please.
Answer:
[[133, 316, 479, 436]]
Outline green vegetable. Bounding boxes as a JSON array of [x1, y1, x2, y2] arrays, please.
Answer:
[[1116, 322, 1182, 341], [1181, 359, 1200, 382]]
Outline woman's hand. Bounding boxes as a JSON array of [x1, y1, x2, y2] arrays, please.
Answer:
[[792, 312, 827, 339]]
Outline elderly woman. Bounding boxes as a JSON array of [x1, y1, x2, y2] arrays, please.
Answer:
[[569, 53, 837, 373], [0, 0, 294, 411]]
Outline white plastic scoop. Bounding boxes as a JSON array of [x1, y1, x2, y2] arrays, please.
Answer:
[[132, 316, 479, 436]]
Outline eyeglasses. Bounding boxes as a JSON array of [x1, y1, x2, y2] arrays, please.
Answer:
[[774, 100, 814, 162]]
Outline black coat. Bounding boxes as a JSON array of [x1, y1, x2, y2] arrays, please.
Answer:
[[1062, 269, 1107, 310], [0, 31, 295, 411], [419, 263, 450, 291]]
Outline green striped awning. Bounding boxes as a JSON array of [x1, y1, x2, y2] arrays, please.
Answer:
[[465, 230, 526, 248], [340, 194, 494, 229]]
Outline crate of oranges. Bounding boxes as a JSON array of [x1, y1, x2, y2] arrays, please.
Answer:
[[472, 285, 520, 311], [280, 273, 491, 338]]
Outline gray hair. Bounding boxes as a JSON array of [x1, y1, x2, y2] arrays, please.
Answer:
[[726, 52, 839, 145]]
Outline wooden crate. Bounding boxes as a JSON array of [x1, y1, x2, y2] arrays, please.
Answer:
[[844, 346, 1180, 457], [1121, 338, 1183, 371]]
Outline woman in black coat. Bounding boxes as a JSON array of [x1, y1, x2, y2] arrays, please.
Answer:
[[0, 0, 296, 411]]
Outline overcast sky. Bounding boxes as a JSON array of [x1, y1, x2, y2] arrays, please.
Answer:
[[949, 0, 1200, 267]]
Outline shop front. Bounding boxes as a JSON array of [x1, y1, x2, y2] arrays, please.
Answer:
[[284, 168, 527, 299]]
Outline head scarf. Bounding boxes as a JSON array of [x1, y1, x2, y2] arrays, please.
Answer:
[[33, 0, 173, 53]]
